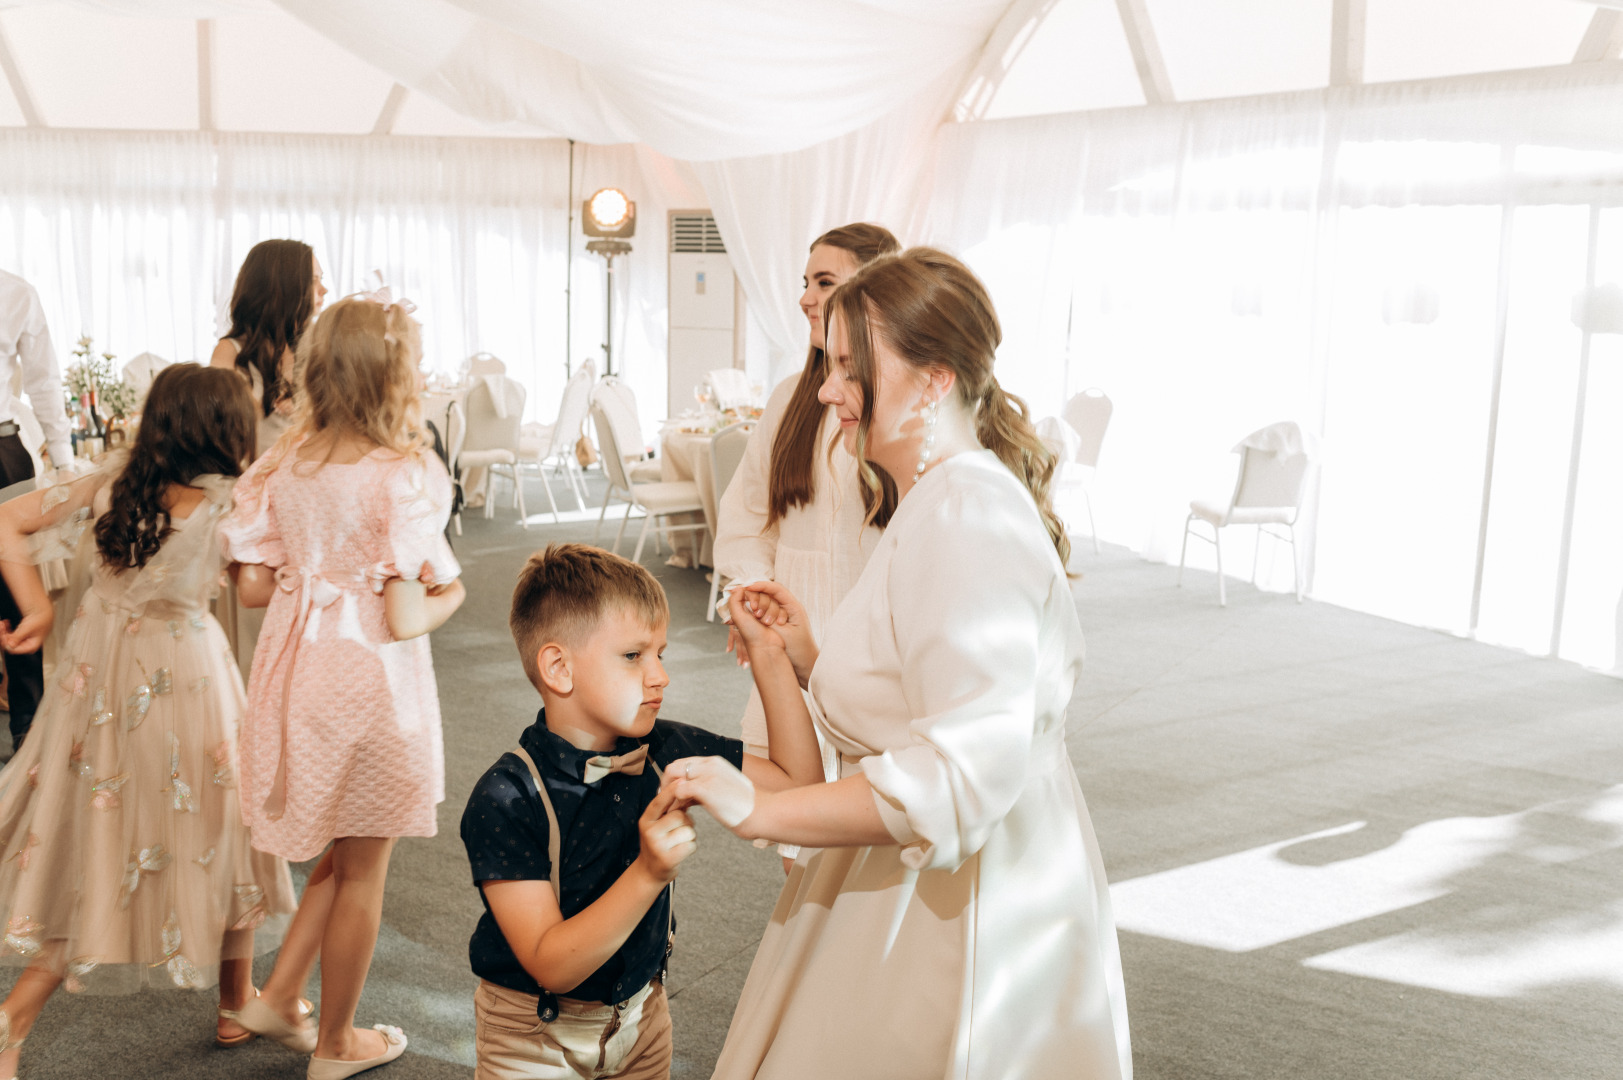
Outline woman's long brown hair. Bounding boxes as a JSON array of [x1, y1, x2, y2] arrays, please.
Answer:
[[225, 239, 315, 418], [766, 223, 900, 528], [827, 247, 1070, 566], [95, 364, 255, 571]]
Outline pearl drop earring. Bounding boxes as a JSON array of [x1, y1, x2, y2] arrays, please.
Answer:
[[914, 397, 938, 482]]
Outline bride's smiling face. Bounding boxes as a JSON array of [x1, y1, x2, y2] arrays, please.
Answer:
[[817, 310, 931, 479], [800, 244, 859, 352]]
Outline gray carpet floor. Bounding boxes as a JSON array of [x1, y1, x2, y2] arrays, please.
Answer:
[[6, 470, 1622, 1079]]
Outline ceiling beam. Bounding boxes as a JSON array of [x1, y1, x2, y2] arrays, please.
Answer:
[[1330, 0, 1366, 86], [196, 19, 215, 131], [0, 17, 43, 128], [1114, 0, 1173, 106], [371, 82, 409, 135], [1574, 8, 1623, 62]]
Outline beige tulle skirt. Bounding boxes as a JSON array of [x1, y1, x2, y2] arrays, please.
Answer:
[[0, 584, 294, 994]]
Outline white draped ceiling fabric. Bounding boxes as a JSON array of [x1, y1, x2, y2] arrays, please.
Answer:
[[3, 0, 1623, 673]]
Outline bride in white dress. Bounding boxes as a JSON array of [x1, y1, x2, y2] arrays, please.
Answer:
[[668, 247, 1131, 1080]]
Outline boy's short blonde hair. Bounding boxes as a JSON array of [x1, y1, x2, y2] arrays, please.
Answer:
[[510, 544, 670, 687]]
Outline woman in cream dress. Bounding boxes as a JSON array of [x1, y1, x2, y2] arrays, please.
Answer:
[[670, 249, 1132, 1080], [713, 224, 897, 799], [209, 240, 327, 678]]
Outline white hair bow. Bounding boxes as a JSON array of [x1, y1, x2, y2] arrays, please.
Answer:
[[359, 270, 417, 316]]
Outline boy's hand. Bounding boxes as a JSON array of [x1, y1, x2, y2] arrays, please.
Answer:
[[728, 588, 784, 655], [665, 756, 757, 835], [733, 582, 817, 687], [635, 787, 698, 884], [0, 609, 52, 655]]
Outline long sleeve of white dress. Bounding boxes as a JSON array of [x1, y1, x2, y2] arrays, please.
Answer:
[[858, 472, 1070, 872]]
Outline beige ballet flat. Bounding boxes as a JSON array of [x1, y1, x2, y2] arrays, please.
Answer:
[[306, 1024, 406, 1080], [218, 990, 314, 1047], [236, 994, 318, 1054]]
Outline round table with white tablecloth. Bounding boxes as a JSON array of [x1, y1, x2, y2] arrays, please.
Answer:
[[658, 426, 718, 568]]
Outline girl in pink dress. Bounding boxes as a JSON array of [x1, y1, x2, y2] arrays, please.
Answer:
[[221, 295, 465, 1079], [0, 364, 297, 1079]]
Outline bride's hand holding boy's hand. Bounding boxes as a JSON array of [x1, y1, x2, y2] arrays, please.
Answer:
[[665, 756, 758, 839]]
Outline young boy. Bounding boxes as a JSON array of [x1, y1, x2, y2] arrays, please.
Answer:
[[461, 544, 821, 1080]]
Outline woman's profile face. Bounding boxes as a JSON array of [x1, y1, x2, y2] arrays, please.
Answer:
[[799, 244, 859, 352], [818, 313, 929, 477], [311, 254, 328, 313]]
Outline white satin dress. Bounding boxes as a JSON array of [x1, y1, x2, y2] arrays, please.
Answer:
[[711, 450, 1132, 1080]]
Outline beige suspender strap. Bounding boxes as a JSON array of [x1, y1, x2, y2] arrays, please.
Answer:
[[511, 746, 562, 896]]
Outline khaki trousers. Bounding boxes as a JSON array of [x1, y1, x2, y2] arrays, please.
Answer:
[[474, 979, 672, 1080]]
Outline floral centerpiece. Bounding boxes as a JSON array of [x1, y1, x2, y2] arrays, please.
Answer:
[[63, 336, 141, 450]]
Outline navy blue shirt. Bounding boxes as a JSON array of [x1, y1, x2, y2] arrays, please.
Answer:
[[461, 710, 743, 1013]]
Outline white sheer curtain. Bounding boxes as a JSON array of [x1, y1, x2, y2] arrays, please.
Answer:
[[0, 129, 615, 425], [930, 64, 1623, 671]]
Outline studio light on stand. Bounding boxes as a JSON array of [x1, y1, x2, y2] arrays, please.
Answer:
[[584, 187, 635, 377]]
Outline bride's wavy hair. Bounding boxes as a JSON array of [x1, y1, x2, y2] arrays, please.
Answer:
[[827, 247, 1070, 566], [288, 296, 427, 465], [95, 363, 255, 571]]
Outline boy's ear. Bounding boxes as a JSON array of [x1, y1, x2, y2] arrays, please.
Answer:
[[537, 642, 572, 696]]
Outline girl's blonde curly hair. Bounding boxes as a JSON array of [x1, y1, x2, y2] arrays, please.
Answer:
[[288, 295, 427, 464]]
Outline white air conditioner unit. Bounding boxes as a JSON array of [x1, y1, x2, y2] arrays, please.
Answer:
[[668, 211, 741, 416]]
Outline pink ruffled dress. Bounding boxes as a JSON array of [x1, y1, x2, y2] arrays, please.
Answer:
[[219, 441, 460, 862]]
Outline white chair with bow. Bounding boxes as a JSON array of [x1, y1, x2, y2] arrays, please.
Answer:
[[1178, 420, 1317, 606], [457, 375, 530, 526]]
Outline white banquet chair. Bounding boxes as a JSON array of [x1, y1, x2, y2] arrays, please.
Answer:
[[122, 352, 171, 407], [458, 375, 529, 527], [594, 376, 661, 479], [1051, 389, 1112, 555], [1177, 421, 1315, 606], [466, 352, 506, 377], [706, 368, 757, 410], [592, 404, 708, 564], [519, 360, 595, 521], [705, 421, 754, 621]]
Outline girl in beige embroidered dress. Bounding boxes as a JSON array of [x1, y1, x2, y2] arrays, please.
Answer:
[[0, 365, 295, 1073]]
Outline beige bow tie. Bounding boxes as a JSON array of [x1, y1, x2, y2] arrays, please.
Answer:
[[582, 744, 649, 785]]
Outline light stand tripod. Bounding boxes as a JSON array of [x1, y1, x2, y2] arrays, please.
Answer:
[[587, 238, 632, 377]]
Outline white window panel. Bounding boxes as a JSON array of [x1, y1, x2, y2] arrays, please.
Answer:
[[984, 0, 1145, 119], [2, 7, 195, 129], [1366, 0, 1593, 84], [1148, 0, 1332, 102], [214, 11, 393, 133]]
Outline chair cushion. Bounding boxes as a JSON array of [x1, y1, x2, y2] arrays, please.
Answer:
[[1190, 499, 1296, 526], [459, 449, 517, 468], [628, 458, 663, 482], [633, 480, 704, 514]]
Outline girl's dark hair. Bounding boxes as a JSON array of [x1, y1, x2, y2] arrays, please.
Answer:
[[828, 247, 1070, 566], [226, 239, 315, 418], [767, 222, 901, 529], [95, 364, 255, 572]]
